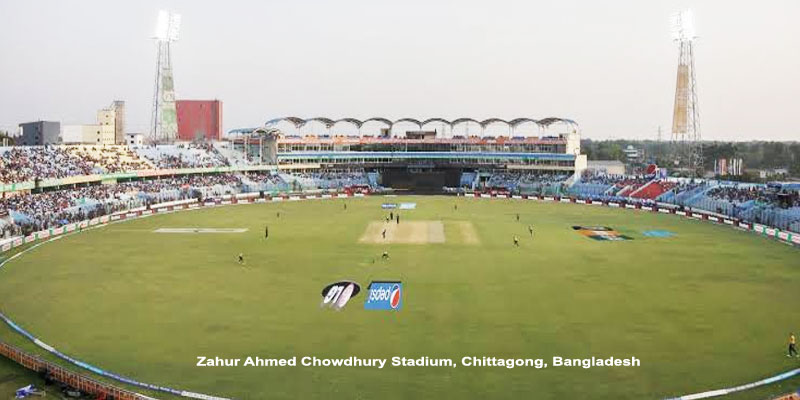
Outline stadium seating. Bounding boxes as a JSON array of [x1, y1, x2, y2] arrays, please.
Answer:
[[630, 181, 677, 200], [0, 146, 96, 183], [132, 143, 229, 168], [2, 144, 799, 238], [65, 145, 153, 172]]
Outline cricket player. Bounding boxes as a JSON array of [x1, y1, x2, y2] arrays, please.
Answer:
[[513, 236, 520, 246], [789, 333, 798, 357], [238, 253, 245, 264]]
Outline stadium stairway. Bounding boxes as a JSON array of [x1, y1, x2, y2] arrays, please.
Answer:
[[367, 172, 381, 188]]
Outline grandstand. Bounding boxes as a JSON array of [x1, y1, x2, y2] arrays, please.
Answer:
[[1, 124, 798, 239], [228, 117, 586, 193]]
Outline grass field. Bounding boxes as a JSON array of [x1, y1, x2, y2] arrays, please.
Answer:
[[0, 195, 799, 399]]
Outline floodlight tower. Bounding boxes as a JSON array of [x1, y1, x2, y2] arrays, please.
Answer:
[[670, 9, 703, 176], [150, 10, 182, 143]]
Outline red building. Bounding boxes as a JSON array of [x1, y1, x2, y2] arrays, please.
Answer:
[[176, 100, 223, 141]]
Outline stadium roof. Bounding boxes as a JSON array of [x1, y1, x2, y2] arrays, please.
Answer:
[[264, 117, 578, 129]]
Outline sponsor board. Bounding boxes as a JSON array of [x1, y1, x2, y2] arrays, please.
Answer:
[[381, 203, 398, 209], [572, 226, 633, 241], [399, 203, 416, 210], [321, 281, 361, 311], [364, 281, 403, 311]]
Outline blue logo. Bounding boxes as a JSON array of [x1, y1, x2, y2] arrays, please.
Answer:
[[364, 281, 402, 310]]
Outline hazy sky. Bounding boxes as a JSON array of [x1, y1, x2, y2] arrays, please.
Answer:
[[1, 0, 798, 141]]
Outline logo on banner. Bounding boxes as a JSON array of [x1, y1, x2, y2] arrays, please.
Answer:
[[321, 281, 361, 311], [572, 226, 632, 241], [399, 203, 417, 210], [642, 230, 675, 238], [364, 281, 402, 310], [381, 203, 398, 209]]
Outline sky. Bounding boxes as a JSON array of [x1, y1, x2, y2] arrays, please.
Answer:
[[0, 0, 798, 141]]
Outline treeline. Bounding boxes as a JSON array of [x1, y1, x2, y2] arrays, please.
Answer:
[[581, 140, 800, 177]]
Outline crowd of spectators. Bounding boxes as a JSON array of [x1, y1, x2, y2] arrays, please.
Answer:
[[707, 185, 775, 204], [0, 146, 95, 184], [482, 172, 569, 195], [0, 173, 244, 236], [1, 186, 129, 236], [242, 172, 286, 186], [66, 145, 152, 173], [0, 146, 156, 184], [578, 173, 628, 186], [134, 143, 230, 169]]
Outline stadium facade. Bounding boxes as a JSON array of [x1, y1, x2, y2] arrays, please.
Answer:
[[228, 117, 586, 191]]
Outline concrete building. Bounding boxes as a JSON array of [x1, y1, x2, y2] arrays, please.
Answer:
[[18, 121, 61, 145], [176, 100, 222, 141], [61, 103, 120, 145], [111, 100, 125, 144], [622, 145, 644, 163], [126, 133, 144, 146], [62, 124, 114, 145], [95, 107, 116, 145]]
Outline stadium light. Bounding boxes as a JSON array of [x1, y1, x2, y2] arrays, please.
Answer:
[[154, 10, 181, 42], [671, 9, 696, 41]]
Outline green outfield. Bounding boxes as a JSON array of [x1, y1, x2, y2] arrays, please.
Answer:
[[0, 196, 798, 399]]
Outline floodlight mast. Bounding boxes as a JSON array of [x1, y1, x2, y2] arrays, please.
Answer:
[[149, 10, 181, 144], [670, 9, 702, 177]]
